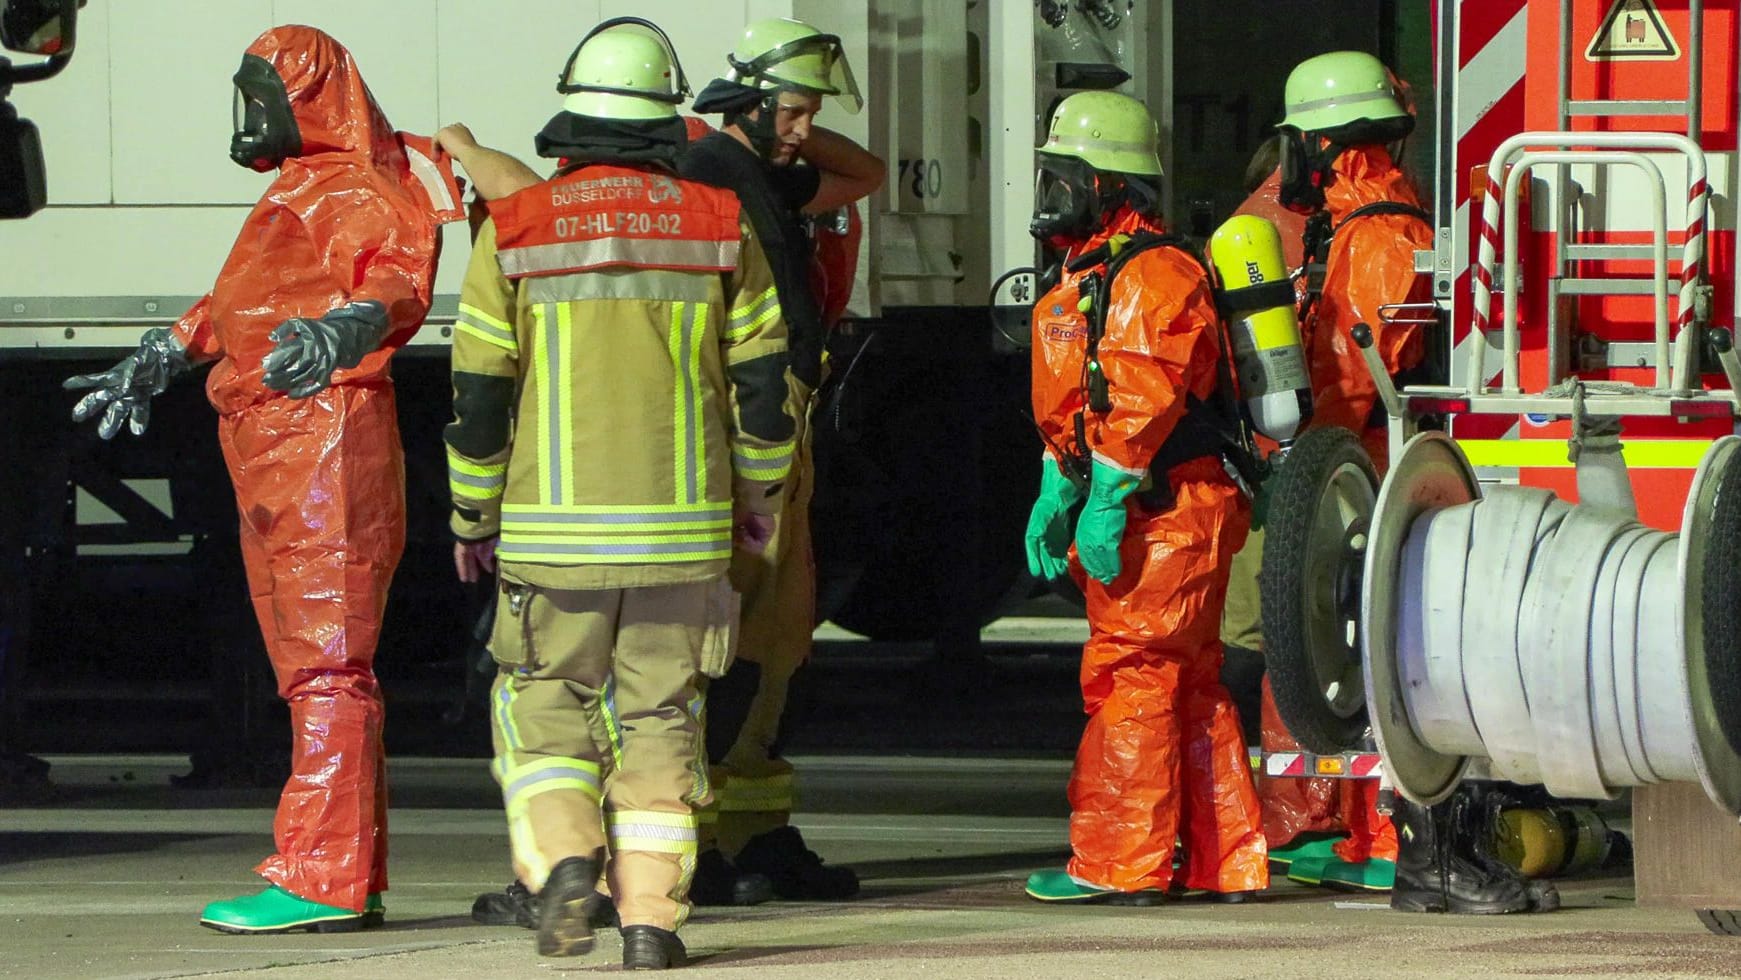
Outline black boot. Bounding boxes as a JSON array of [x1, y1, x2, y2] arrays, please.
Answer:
[[689, 848, 775, 906], [621, 924, 688, 970], [1391, 791, 1530, 915], [536, 853, 604, 957], [1461, 785, 1560, 913], [734, 826, 860, 900], [471, 880, 538, 928]]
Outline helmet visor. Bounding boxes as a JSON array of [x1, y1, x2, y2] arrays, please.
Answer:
[[735, 33, 862, 115]]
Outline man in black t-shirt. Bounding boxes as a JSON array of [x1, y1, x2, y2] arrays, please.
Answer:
[[678, 16, 882, 906]]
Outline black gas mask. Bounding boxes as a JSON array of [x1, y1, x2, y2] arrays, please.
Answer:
[[1029, 154, 1146, 247], [1277, 129, 1341, 213], [229, 53, 300, 172]]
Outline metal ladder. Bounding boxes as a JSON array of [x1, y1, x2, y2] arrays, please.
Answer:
[[1547, 0, 1707, 385]]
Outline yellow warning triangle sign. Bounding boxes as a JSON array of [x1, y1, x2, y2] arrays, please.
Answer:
[[1586, 0, 1680, 61]]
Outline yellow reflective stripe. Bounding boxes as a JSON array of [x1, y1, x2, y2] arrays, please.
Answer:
[[493, 679, 525, 752], [457, 303, 516, 351], [503, 502, 730, 515], [729, 284, 779, 322], [448, 454, 508, 479], [716, 772, 796, 812], [496, 539, 731, 562], [723, 300, 781, 341], [557, 304, 576, 505], [1459, 438, 1712, 469], [501, 531, 728, 544], [456, 317, 518, 352], [600, 675, 624, 771], [732, 443, 791, 460], [733, 450, 792, 480], [459, 302, 512, 333], [689, 303, 708, 502], [448, 449, 507, 501], [669, 301, 687, 504], [532, 305, 553, 504]]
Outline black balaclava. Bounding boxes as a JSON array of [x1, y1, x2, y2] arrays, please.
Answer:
[[693, 78, 782, 160], [534, 112, 689, 169]]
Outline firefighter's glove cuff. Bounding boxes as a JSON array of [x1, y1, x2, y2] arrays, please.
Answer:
[[1024, 457, 1086, 581], [1074, 461, 1140, 585], [63, 327, 191, 439], [262, 300, 391, 399]]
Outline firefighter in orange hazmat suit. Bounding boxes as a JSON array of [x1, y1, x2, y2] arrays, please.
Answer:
[[63, 25, 462, 932], [1220, 51, 1433, 892], [1021, 90, 1266, 903]]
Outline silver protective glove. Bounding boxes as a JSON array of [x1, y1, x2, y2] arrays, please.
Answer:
[[63, 327, 191, 439], [261, 300, 392, 399]]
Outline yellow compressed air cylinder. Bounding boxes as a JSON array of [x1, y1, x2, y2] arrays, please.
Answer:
[[1209, 214, 1313, 444]]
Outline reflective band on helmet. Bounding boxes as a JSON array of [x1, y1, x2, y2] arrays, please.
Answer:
[[1285, 87, 1396, 118]]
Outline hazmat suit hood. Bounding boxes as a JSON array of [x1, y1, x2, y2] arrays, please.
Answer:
[[235, 26, 463, 223]]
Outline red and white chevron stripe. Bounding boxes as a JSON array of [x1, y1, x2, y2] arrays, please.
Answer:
[[1448, 0, 1530, 442]]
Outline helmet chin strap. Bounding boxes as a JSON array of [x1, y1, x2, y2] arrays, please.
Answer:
[[728, 93, 784, 161]]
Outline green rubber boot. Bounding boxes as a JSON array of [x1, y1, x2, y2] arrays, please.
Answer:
[[199, 885, 374, 935], [1267, 831, 1346, 869], [1285, 855, 1332, 886], [1317, 858, 1396, 892], [1024, 869, 1165, 906]]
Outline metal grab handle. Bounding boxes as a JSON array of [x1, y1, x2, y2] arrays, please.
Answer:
[[1711, 327, 1741, 398], [1378, 301, 1439, 327], [1352, 323, 1403, 421]]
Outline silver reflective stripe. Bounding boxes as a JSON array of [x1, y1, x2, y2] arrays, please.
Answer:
[[449, 468, 504, 491], [503, 507, 730, 525], [1286, 87, 1396, 117], [499, 238, 739, 277], [504, 765, 600, 801], [456, 304, 516, 350], [733, 453, 791, 475], [543, 303, 564, 504], [526, 269, 714, 304], [405, 145, 457, 214], [726, 285, 780, 338], [609, 822, 698, 843]]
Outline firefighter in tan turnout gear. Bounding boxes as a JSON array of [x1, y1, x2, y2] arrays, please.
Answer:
[[444, 18, 795, 969]]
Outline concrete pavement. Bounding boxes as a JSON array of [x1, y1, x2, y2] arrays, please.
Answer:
[[2, 755, 1736, 979]]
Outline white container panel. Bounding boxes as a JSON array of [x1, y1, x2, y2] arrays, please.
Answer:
[[110, 0, 273, 205], [273, 1, 442, 137]]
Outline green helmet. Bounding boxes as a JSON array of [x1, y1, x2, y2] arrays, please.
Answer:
[[727, 17, 863, 115], [1280, 51, 1406, 134], [557, 17, 690, 120], [1036, 91, 1162, 178]]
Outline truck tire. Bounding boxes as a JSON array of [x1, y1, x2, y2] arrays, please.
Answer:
[[1259, 426, 1380, 754], [1701, 447, 1741, 758], [1697, 909, 1741, 937]]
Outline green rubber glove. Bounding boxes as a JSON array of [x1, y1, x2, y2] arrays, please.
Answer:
[[1074, 460, 1142, 584], [1023, 458, 1085, 582]]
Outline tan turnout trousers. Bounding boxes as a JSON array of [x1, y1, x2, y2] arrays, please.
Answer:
[[487, 575, 716, 932], [699, 381, 816, 855]]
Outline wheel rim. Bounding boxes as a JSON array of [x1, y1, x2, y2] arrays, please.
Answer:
[[1303, 461, 1375, 721]]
